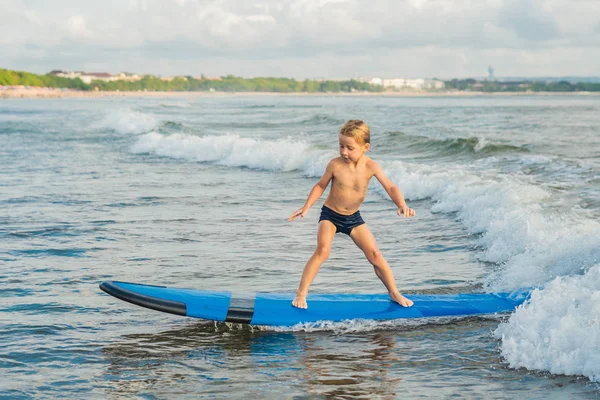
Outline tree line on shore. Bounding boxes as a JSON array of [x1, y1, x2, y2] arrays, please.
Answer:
[[0, 68, 90, 90], [2, 68, 599, 93], [0, 69, 381, 93], [445, 78, 600, 92]]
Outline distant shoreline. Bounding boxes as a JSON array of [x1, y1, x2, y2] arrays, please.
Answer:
[[2, 86, 600, 99]]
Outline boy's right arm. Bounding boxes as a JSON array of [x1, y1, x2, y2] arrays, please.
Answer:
[[287, 160, 335, 221]]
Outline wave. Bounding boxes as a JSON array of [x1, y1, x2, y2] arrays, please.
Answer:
[[244, 105, 322, 109], [386, 132, 529, 158], [159, 103, 191, 109], [245, 104, 276, 109], [495, 264, 600, 382], [300, 114, 345, 126], [91, 108, 158, 134], [204, 113, 344, 129], [161, 121, 185, 131], [90, 109, 188, 135], [130, 132, 333, 174], [379, 159, 600, 382], [379, 161, 600, 287]]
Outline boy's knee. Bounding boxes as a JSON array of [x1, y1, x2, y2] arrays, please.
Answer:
[[366, 248, 382, 263], [315, 245, 331, 259]]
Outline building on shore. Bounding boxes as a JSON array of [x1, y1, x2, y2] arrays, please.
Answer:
[[80, 73, 112, 84], [112, 72, 142, 82], [159, 76, 189, 82], [358, 77, 445, 90], [48, 70, 142, 84], [49, 70, 83, 80]]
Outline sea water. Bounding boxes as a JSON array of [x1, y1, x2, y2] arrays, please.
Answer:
[[1, 94, 599, 398]]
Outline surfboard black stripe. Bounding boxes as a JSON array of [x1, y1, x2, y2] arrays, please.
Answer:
[[99, 281, 187, 316], [225, 294, 255, 323]]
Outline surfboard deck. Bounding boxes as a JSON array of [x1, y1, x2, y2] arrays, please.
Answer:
[[99, 281, 528, 326]]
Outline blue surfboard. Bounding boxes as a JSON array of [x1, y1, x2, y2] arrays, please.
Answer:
[[99, 281, 528, 326]]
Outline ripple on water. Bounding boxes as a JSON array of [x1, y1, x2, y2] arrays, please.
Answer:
[[7, 247, 103, 258], [1, 302, 93, 315]]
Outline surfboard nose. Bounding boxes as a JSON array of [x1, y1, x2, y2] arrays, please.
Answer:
[[100, 281, 187, 316]]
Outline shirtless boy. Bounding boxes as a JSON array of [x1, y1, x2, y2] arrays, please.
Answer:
[[288, 120, 415, 309]]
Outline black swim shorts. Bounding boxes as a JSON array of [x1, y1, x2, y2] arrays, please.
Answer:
[[319, 205, 365, 235]]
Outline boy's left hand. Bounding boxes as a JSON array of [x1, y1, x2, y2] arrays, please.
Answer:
[[398, 205, 415, 218], [288, 207, 307, 222]]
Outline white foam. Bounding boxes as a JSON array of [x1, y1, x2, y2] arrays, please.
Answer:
[[473, 137, 487, 152], [378, 159, 600, 381], [131, 131, 334, 173], [379, 160, 600, 288], [495, 264, 600, 382], [262, 316, 475, 334], [92, 108, 158, 134]]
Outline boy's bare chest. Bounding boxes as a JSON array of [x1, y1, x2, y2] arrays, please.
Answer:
[[332, 170, 371, 192]]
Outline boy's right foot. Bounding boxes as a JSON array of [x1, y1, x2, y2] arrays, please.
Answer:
[[292, 295, 308, 309], [390, 291, 413, 307]]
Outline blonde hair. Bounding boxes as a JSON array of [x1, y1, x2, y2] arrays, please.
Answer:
[[339, 120, 370, 145]]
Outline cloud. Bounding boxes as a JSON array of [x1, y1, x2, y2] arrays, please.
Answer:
[[67, 15, 94, 40], [1, 0, 599, 77], [496, 0, 560, 41]]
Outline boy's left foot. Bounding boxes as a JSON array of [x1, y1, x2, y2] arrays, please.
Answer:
[[292, 295, 308, 309], [390, 291, 413, 307]]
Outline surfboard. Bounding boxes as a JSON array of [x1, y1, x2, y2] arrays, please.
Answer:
[[99, 281, 528, 326]]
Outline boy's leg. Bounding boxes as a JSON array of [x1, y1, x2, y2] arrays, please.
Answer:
[[349, 224, 413, 307], [292, 220, 337, 309]]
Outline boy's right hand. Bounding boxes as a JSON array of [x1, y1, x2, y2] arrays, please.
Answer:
[[288, 207, 307, 222], [398, 205, 415, 218]]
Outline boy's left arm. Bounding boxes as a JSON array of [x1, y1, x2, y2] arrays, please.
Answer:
[[372, 162, 415, 218]]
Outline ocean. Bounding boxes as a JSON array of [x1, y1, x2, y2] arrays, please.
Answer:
[[1, 94, 599, 399]]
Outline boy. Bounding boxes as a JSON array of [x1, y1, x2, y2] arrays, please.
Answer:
[[288, 120, 415, 309]]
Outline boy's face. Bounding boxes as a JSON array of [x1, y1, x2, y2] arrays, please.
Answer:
[[339, 134, 370, 163]]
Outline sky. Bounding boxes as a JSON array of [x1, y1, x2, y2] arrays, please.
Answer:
[[1, 0, 599, 79]]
